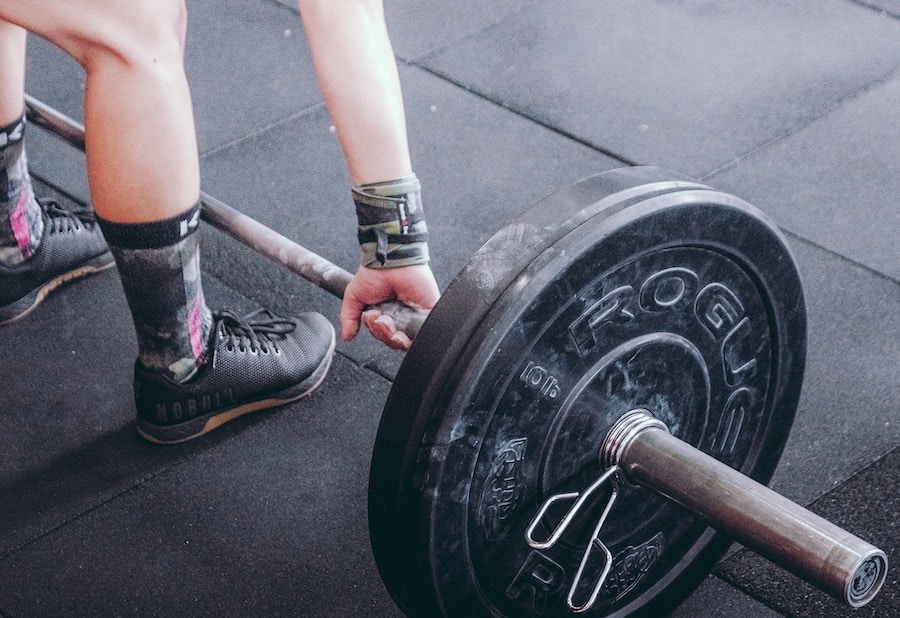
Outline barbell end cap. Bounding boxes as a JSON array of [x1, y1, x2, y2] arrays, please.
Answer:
[[845, 549, 888, 608]]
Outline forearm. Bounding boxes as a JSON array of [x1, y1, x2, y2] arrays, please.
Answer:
[[298, 0, 412, 185]]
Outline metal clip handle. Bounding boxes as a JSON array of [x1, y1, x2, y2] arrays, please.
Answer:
[[525, 466, 621, 613]]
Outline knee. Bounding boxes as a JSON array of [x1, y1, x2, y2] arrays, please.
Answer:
[[112, 0, 187, 67]]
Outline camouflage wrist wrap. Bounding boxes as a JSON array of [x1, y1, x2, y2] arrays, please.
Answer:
[[353, 174, 430, 269]]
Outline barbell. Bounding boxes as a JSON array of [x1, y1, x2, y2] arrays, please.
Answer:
[[26, 95, 887, 617]]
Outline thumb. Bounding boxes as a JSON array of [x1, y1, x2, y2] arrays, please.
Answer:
[[339, 292, 366, 342]]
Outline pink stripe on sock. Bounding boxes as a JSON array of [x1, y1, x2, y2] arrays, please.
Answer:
[[10, 191, 33, 258], [189, 291, 207, 364]]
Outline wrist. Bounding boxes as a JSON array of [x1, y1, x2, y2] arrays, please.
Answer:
[[354, 174, 430, 269]]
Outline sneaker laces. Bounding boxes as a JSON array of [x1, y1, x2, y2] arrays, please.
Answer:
[[215, 308, 296, 356], [39, 198, 96, 233]]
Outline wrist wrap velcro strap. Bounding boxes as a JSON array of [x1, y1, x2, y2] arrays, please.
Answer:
[[353, 174, 430, 269]]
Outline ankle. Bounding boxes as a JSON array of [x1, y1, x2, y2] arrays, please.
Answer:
[[0, 116, 44, 265], [98, 203, 213, 384], [139, 302, 214, 384], [0, 173, 43, 267]]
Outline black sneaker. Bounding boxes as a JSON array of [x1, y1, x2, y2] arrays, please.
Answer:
[[0, 199, 114, 325], [134, 308, 336, 444]]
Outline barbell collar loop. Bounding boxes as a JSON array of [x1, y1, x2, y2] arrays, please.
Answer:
[[603, 410, 888, 608], [568, 506, 616, 614], [524, 465, 620, 551]]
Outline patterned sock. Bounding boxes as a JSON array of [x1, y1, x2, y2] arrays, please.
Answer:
[[97, 203, 213, 382], [0, 115, 43, 266]]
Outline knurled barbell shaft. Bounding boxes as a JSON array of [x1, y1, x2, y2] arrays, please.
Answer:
[[603, 410, 887, 608], [24, 94, 427, 340]]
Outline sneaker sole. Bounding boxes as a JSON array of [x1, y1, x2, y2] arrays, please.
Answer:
[[0, 253, 116, 326], [136, 325, 337, 444]]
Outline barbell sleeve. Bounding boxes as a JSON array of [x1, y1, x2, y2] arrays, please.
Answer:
[[602, 410, 887, 608], [24, 94, 427, 341]]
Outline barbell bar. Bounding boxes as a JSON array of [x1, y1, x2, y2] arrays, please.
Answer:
[[601, 410, 884, 609], [522, 408, 885, 611], [25, 94, 887, 616]]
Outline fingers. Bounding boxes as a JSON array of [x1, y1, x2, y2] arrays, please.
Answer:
[[362, 310, 412, 351], [340, 264, 439, 349]]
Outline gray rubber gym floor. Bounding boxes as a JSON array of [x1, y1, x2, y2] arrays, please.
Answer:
[[3, 1, 900, 616]]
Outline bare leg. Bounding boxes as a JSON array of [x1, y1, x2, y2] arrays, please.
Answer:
[[0, 0, 336, 443], [0, 19, 26, 126], [0, 0, 200, 223], [0, 0, 210, 377]]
